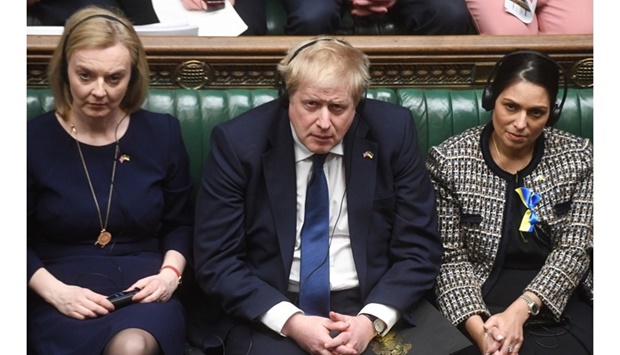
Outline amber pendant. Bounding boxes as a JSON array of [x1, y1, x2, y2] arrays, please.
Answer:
[[95, 230, 112, 247]]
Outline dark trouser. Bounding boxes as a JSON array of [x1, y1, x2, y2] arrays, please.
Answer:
[[389, 0, 473, 35], [211, 291, 474, 355], [235, 0, 472, 35], [234, 0, 344, 35], [456, 296, 593, 355], [221, 288, 363, 355]]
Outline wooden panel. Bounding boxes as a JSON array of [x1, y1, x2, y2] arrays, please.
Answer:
[[27, 34, 593, 89]]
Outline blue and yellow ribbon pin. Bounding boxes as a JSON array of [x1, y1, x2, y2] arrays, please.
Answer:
[[515, 187, 541, 232]]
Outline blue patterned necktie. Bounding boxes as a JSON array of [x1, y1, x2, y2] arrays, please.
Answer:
[[299, 153, 330, 316]]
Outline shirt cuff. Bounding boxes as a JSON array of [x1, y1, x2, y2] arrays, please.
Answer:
[[358, 303, 400, 336], [259, 301, 303, 336]]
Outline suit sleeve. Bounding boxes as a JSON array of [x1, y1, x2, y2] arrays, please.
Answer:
[[363, 108, 444, 324], [193, 124, 290, 321]]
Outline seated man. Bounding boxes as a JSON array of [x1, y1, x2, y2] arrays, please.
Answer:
[[181, 0, 473, 35], [182, 0, 342, 35], [191, 36, 444, 354], [347, 0, 473, 34]]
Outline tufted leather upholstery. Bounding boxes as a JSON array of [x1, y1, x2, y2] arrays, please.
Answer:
[[27, 87, 593, 189], [26, 86, 593, 354]]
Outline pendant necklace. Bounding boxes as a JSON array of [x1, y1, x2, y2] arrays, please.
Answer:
[[491, 133, 531, 174], [70, 114, 127, 248], [492, 133, 533, 243]]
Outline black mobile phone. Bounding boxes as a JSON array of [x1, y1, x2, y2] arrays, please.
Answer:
[[204, 0, 226, 12], [107, 288, 140, 309]]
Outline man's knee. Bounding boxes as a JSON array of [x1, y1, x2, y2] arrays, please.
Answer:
[[285, 4, 342, 35], [432, 0, 472, 31], [398, 0, 473, 34]]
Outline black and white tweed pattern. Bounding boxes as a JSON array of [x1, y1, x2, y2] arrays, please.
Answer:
[[426, 125, 593, 326]]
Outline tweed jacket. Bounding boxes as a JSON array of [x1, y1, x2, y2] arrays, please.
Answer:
[[426, 123, 593, 326]]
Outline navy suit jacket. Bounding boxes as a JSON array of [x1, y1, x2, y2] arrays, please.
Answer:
[[193, 98, 442, 338]]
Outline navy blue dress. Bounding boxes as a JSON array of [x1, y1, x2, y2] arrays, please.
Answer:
[[27, 110, 194, 355]]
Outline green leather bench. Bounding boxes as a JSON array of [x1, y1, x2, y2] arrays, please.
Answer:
[[26, 86, 593, 354], [27, 87, 593, 190]]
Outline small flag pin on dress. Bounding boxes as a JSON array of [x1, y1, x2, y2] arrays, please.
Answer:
[[363, 151, 374, 159], [119, 154, 131, 163]]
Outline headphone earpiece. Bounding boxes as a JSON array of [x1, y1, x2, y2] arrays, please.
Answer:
[[481, 50, 567, 126], [550, 102, 562, 124], [481, 86, 494, 111], [278, 38, 367, 111], [278, 78, 289, 108], [356, 90, 367, 112]]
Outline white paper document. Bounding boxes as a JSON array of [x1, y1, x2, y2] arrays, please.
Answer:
[[504, 0, 537, 24], [133, 21, 199, 36], [26, 26, 64, 35], [26, 22, 199, 36], [26, 0, 247, 37], [151, 0, 247, 36]]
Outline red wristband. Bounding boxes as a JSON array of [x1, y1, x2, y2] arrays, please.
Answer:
[[160, 265, 183, 284]]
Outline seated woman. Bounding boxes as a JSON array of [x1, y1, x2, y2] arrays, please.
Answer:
[[426, 50, 593, 355], [464, 0, 592, 35], [27, 6, 193, 354]]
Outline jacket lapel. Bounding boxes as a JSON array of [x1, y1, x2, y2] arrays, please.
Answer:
[[344, 116, 378, 291], [263, 113, 379, 290], [263, 115, 298, 281]]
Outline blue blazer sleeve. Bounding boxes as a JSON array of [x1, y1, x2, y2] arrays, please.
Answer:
[[349, 99, 443, 324]]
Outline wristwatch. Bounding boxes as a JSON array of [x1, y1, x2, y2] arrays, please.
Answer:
[[520, 294, 540, 316], [360, 313, 387, 336]]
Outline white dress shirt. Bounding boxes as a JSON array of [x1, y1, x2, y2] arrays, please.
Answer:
[[259, 124, 398, 336]]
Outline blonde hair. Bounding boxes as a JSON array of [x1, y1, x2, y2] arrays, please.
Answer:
[[47, 5, 149, 116], [277, 37, 370, 106]]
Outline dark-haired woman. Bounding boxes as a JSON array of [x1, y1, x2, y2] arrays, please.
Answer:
[[427, 51, 592, 355]]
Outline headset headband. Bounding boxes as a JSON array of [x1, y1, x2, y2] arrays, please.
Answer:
[[482, 50, 568, 125], [62, 14, 131, 59], [279, 38, 366, 110], [61, 13, 134, 82]]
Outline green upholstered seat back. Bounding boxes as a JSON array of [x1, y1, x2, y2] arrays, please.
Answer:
[[27, 87, 593, 187]]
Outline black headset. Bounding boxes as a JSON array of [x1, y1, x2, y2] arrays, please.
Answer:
[[61, 13, 135, 82], [481, 50, 568, 125], [278, 38, 367, 111]]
